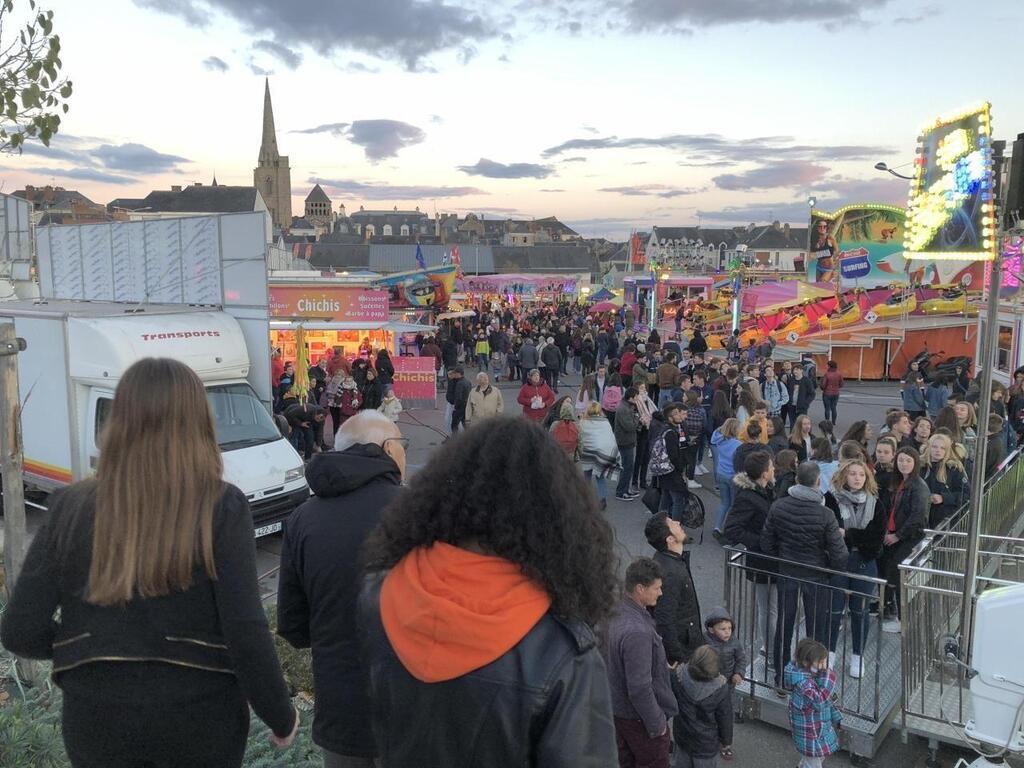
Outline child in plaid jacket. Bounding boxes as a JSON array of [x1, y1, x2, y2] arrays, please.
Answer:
[[785, 639, 842, 768]]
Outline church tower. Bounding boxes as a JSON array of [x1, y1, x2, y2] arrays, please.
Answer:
[[253, 79, 292, 229]]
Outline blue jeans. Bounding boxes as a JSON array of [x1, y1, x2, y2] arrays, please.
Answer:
[[828, 551, 878, 656], [616, 446, 636, 496], [822, 394, 839, 423], [584, 469, 608, 500], [658, 390, 675, 409], [715, 475, 735, 531], [573, 353, 581, 373], [659, 487, 689, 523], [476, 353, 488, 371]]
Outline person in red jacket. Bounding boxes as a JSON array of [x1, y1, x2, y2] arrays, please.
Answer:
[[517, 368, 556, 422], [820, 360, 844, 425]]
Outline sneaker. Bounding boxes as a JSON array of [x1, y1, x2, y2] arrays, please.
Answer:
[[695, 464, 708, 476], [849, 654, 863, 679], [687, 479, 701, 489], [882, 618, 901, 633], [615, 493, 637, 501]]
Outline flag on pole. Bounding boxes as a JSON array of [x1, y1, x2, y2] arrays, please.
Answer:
[[415, 243, 426, 270]]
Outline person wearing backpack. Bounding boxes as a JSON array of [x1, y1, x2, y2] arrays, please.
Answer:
[[656, 402, 696, 527], [601, 373, 625, 427], [549, 399, 581, 459]]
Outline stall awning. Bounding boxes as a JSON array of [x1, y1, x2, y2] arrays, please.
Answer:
[[269, 320, 437, 333]]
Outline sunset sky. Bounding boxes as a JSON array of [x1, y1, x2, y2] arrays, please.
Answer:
[[1, 0, 1021, 239]]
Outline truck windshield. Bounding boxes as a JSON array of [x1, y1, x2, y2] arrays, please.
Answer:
[[206, 383, 282, 450]]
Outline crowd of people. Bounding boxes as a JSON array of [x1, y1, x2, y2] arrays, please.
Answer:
[[3, 297, 1020, 768]]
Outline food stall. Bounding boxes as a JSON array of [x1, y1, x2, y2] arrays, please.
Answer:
[[268, 283, 435, 363]]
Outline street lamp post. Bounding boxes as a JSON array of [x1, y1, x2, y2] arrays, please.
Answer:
[[874, 161, 915, 181]]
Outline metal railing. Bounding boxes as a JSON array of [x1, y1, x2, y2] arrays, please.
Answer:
[[724, 548, 892, 724], [900, 448, 1024, 734]]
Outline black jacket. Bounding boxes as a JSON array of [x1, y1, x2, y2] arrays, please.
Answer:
[[824, 490, 886, 561], [277, 445, 403, 756], [986, 432, 1007, 480], [733, 442, 770, 477], [671, 666, 733, 759], [688, 333, 708, 355], [775, 469, 796, 500], [660, 424, 691, 493], [652, 550, 702, 664], [359, 574, 617, 767], [723, 473, 778, 583], [921, 461, 970, 528], [0, 481, 295, 739], [886, 475, 929, 545], [760, 486, 849, 579], [541, 343, 563, 371], [795, 377, 816, 411], [361, 377, 384, 411]]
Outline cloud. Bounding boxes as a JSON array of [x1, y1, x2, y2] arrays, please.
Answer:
[[138, 0, 498, 71], [561, 156, 587, 163], [457, 158, 554, 179], [894, 3, 940, 23], [253, 39, 303, 69], [292, 122, 350, 137], [697, 201, 814, 225], [713, 160, 829, 190], [598, 184, 702, 199], [678, 160, 736, 168], [498, 53, 511, 63], [347, 119, 426, 160], [92, 143, 191, 173], [248, 62, 273, 76], [630, 161, 648, 166], [16, 166, 137, 185], [429, 114, 444, 124], [310, 177, 486, 200], [818, 175, 907, 204], [619, 0, 892, 32], [134, 0, 210, 26], [343, 61, 379, 73], [202, 55, 229, 72], [540, 188, 565, 192], [294, 120, 425, 160], [542, 132, 893, 164]]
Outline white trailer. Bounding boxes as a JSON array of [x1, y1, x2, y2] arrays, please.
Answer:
[[3, 299, 309, 536]]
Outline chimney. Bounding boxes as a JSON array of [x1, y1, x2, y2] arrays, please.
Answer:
[[784, 223, 791, 237], [171, 185, 182, 192]]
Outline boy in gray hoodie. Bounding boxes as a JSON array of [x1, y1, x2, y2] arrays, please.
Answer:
[[704, 606, 748, 686]]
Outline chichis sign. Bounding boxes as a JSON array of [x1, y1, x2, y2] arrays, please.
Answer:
[[269, 286, 389, 323], [391, 356, 436, 403]]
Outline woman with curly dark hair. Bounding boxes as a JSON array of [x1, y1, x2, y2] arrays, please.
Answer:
[[359, 416, 618, 766]]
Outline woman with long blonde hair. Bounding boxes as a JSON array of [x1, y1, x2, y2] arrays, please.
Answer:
[[921, 432, 970, 528], [1, 358, 298, 767], [823, 459, 885, 678], [789, 414, 814, 462]]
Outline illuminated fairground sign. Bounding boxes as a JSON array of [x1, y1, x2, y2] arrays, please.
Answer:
[[905, 103, 997, 262]]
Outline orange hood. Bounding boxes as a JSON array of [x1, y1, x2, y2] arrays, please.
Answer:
[[379, 542, 552, 683]]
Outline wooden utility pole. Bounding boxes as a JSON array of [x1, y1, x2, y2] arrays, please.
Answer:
[[0, 321, 38, 683], [0, 321, 27, 596]]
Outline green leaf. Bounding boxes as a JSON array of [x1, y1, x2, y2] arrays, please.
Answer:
[[58, 83, 70, 98], [61, 103, 67, 113]]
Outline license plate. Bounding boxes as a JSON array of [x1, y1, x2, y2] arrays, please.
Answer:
[[254, 521, 283, 538]]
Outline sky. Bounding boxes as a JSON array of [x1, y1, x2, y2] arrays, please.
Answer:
[[0, 0, 1021, 240]]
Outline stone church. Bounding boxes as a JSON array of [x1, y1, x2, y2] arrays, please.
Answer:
[[253, 79, 292, 229]]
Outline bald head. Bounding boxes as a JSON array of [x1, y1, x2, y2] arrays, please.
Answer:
[[334, 410, 400, 453]]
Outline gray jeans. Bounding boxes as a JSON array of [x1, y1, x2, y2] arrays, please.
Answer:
[[322, 750, 378, 768]]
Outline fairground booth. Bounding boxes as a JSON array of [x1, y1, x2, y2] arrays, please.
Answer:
[[268, 282, 438, 405], [461, 274, 583, 308]]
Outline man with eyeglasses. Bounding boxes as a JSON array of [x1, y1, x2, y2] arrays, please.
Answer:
[[277, 411, 407, 768]]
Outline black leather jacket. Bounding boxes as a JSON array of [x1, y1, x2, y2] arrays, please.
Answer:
[[359, 574, 617, 767]]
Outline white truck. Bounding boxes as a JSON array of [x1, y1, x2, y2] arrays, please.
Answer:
[[2, 299, 309, 537]]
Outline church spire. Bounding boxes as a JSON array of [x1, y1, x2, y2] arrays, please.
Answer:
[[259, 77, 279, 163]]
